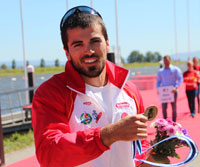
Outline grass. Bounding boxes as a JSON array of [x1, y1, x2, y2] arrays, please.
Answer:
[[3, 130, 34, 153], [0, 66, 65, 77], [123, 61, 186, 69], [123, 62, 160, 68]]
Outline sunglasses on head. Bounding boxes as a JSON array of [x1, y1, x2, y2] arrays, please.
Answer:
[[60, 6, 102, 31]]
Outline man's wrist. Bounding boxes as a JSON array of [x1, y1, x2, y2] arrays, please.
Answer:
[[100, 125, 116, 147]]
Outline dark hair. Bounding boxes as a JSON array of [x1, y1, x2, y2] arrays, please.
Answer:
[[163, 55, 171, 60], [61, 13, 108, 51]]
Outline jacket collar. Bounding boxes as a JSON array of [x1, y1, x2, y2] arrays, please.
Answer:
[[65, 60, 129, 94]]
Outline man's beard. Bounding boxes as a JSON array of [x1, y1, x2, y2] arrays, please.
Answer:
[[70, 54, 106, 78]]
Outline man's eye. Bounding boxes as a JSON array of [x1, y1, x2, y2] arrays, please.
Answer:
[[73, 43, 82, 47], [92, 39, 101, 43]]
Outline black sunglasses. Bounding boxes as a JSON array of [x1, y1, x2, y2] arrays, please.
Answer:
[[60, 6, 102, 31]]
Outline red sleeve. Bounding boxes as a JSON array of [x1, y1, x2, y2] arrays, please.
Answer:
[[195, 65, 200, 71], [32, 78, 109, 167]]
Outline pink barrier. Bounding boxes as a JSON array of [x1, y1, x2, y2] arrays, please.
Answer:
[[5, 155, 38, 167], [131, 75, 157, 80], [130, 75, 157, 90]]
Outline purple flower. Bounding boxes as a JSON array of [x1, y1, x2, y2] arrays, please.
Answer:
[[182, 128, 188, 135]]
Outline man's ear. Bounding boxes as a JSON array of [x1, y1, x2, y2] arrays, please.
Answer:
[[64, 48, 71, 61], [106, 39, 110, 53]]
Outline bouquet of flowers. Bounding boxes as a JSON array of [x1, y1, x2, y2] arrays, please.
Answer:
[[150, 118, 189, 159]]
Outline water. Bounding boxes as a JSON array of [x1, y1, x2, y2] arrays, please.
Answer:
[[0, 64, 187, 114], [0, 73, 54, 114], [0, 73, 53, 92]]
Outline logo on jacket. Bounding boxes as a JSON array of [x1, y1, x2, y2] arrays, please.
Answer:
[[83, 102, 92, 106], [121, 112, 128, 119], [92, 110, 102, 123], [80, 113, 92, 124], [116, 102, 130, 109]]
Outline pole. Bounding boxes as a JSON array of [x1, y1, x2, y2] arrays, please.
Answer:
[[27, 65, 34, 103], [173, 0, 178, 65], [66, 0, 69, 10], [115, 0, 121, 66], [187, 0, 191, 60], [0, 103, 5, 166], [91, 0, 93, 8], [107, 52, 115, 64], [19, 0, 29, 104]]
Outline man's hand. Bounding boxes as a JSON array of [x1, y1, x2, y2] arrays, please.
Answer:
[[100, 114, 148, 147], [172, 87, 177, 93]]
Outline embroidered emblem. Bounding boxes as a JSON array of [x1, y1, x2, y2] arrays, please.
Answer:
[[92, 110, 102, 123], [83, 102, 92, 106], [116, 102, 130, 109], [80, 113, 92, 124]]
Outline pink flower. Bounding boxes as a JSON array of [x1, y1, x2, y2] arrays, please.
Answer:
[[167, 119, 174, 125], [166, 125, 176, 136], [158, 126, 168, 132], [155, 119, 168, 128], [174, 125, 182, 132]]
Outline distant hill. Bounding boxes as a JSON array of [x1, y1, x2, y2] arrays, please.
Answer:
[[171, 50, 200, 61]]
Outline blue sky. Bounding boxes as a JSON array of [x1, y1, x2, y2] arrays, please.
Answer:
[[0, 0, 200, 64]]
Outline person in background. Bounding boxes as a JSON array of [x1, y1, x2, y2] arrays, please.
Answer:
[[156, 56, 183, 122], [32, 6, 150, 167], [192, 57, 200, 113], [183, 61, 198, 118], [159, 60, 163, 68]]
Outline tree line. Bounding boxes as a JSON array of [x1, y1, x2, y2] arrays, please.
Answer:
[[1, 50, 163, 69], [127, 50, 162, 63], [0, 58, 61, 69]]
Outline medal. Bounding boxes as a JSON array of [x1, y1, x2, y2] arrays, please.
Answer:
[[143, 105, 158, 121]]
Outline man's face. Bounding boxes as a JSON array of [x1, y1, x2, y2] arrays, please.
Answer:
[[187, 62, 193, 71], [193, 58, 197, 65], [65, 24, 109, 78], [164, 57, 171, 68]]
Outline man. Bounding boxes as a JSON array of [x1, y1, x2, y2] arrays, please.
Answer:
[[32, 6, 149, 167], [156, 56, 183, 122]]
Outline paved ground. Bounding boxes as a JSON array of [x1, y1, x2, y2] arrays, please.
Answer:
[[4, 145, 199, 166], [5, 145, 35, 165]]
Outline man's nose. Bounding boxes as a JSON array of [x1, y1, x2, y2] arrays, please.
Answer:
[[85, 44, 95, 56]]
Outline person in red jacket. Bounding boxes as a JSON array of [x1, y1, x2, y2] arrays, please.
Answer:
[[32, 6, 150, 167], [183, 61, 198, 117], [193, 57, 200, 113]]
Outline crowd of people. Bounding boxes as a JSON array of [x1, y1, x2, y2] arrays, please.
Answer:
[[157, 56, 200, 121]]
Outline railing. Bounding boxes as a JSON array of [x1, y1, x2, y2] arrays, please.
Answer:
[[0, 102, 5, 166], [0, 86, 37, 131]]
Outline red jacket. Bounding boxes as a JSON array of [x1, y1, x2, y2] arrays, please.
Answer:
[[183, 70, 198, 90], [32, 60, 147, 167]]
